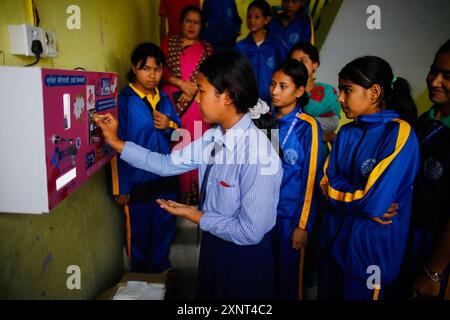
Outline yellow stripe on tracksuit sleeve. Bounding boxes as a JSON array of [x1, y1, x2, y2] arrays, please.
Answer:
[[320, 156, 330, 196], [297, 113, 319, 230], [111, 156, 119, 196], [325, 119, 411, 203], [372, 285, 381, 300]]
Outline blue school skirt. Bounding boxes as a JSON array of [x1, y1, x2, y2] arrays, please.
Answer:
[[196, 229, 276, 300]]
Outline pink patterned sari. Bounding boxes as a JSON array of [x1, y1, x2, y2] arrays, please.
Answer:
[[162, 36, 212, 204]]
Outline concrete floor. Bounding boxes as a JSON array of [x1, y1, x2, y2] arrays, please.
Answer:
[[168, 218, 200, 300]]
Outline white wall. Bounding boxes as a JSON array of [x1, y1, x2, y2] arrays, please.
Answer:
[[317, 0, 450, 97]]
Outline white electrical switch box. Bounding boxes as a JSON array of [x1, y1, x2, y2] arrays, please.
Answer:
[[8, 24, 43, 57], [42, 29, 57, 58]]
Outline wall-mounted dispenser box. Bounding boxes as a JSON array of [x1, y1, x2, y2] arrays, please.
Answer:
[[0, 67, 118, 214]]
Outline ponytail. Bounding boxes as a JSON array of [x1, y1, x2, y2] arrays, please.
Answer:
[[298, 92, 309, 109], [252, 113, 280, 157], [386, 77, 417, 126], [252, 112, 277, 132], [250, 99, 277, 145]]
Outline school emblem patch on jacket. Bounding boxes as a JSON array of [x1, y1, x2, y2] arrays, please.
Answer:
[[266, 56, 275, 68], [289, 32, 300, 44], [284, 148, 299, 166], [423, 157, 444, 181], [361, 158, 377, 178]]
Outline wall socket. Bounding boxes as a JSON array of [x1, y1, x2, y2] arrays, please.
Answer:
[[8, 24, 57, 58]]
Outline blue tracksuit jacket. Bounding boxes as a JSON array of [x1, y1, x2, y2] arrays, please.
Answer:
[[201, 0, 242, 52], [235, 33, 288, 105], [116, 85, 182, 194], [276, 106, 323, 232], [273, 106, 323, 299], [268, 12, 313, 52], [320, 111, 420, 287]]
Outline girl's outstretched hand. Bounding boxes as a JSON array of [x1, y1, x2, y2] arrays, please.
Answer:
[[156, 199, 203, 224]]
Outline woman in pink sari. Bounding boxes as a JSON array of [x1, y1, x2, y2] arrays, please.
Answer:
[[161, 5, 213, 204]]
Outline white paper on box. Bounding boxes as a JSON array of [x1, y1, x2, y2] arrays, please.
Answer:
[[113, 281, 166, 300]]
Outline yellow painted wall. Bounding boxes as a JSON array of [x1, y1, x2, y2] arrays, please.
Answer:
[[415, 88, 433, 116], [1, 0, 160, 83], [0, 0, 160, 299]]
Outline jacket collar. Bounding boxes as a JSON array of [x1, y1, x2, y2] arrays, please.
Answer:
[[274, 105, 301, 124], [427, 105, 450, 128], [122, 84, 168, 100], [356, 110, 400, 125]]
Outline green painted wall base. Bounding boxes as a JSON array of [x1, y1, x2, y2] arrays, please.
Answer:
[[0, 168, 124, 299]]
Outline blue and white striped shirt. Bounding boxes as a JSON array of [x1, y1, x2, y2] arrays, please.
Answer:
[[121, 113, 283, 245]]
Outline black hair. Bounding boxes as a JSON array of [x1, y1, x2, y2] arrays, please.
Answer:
[[252, 112, 279, 157], [199, 50, 259, 114], [274, 59, 310, 108], [289, 41, 320, 65], [127, 42, 166, 83], [339, 56, 417, 125], [252, 112, 277, 136], [248, 0, 272, 18], [436, 39, 450, 56], [179, 5, 202, 24], [199, 50, 277, 136]]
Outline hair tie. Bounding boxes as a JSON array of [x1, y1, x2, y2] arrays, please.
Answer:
[[392, 74, 398, 85], [248, 99, 270, 119]]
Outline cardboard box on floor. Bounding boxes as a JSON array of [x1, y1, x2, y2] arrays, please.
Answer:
[[97, 272, 176, 300]]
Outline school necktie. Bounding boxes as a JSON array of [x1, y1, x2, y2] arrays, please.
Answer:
[[198, 142, 223, 211], [197, 142, 223, 247]]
